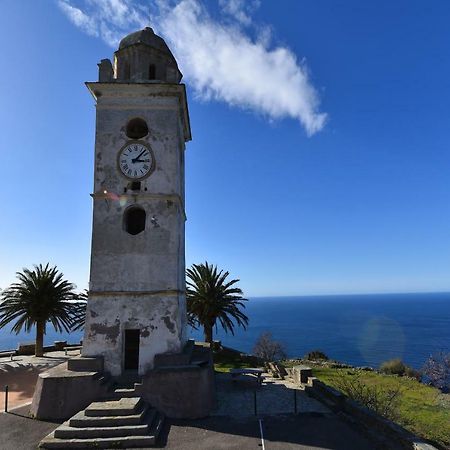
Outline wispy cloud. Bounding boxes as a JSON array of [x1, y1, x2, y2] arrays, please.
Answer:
[[58, 0, 327, 135], [58, 1, 99, 36], [218, 0, 260, 26]]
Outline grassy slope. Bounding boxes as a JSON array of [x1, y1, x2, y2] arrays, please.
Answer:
[[213, 346, 260, 373], [313, 366, 450, 448]]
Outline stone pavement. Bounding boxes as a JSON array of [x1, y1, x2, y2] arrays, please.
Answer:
[[213, 372, 329, 416]]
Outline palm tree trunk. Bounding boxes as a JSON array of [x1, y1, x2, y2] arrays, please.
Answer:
[[204, 324, 213, 345], [35, 321, 44, 357]]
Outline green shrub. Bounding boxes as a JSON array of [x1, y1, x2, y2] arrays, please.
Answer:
[[334, 370, 401, 421], [305, 350, 329, 361], [380, 358, 421, 379], [380, 358, 407, 375]]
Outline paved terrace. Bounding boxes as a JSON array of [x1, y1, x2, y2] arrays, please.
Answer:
[[0, 351, 377, 449], [0, 350, 79, 409]]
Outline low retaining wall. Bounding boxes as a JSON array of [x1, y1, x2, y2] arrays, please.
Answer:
[[138, 343, 216, 419], [14, 341, 83, 356], [30, 359, 108, 420], [305, 377, 440, 450]]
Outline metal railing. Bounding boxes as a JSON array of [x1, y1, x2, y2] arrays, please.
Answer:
[[4, 385, 8, 413]]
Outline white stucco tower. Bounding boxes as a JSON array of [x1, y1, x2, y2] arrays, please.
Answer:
[[82, 27, 191, 376]]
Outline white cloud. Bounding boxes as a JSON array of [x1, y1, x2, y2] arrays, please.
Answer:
[[58, 1, 98, 36], [58, 0, 327, 135], [218, 0, 260, 26]]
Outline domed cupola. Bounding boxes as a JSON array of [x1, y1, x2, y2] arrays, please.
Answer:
[[97, 27, 182, 83]]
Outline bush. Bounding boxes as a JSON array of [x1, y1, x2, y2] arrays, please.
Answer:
[[335, 370, 401, 421], [305, 350, 329, 361], [379, 358, 420, 379], [423, 351, 450, 392], [380, 358, 407, 376], [253, 332, 287, 362]]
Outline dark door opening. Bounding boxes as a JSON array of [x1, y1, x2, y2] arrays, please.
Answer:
[[124, 329, 140, 371]]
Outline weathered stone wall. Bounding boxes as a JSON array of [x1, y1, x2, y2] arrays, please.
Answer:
[[83, 294, 185, 375], [82, 83, 190, 375], [89, 197, 184, 292]]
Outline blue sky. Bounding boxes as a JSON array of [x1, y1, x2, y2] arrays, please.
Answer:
[[0, 0, 449, 296]]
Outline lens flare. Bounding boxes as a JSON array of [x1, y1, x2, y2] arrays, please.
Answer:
[[357, 316, 405, 367]]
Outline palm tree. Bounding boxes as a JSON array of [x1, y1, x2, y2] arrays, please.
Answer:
[[70, 289, 88, 332], [0, 263, 83, 357], [186, 262, 249, 344]]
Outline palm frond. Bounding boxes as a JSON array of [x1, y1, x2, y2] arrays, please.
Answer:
[[0, 263, 85, 337], [186, 261, 248, 343]]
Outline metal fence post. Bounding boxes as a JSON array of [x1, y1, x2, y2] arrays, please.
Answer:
[[4, 385, 8, 413], [294, 388, 297, 414]]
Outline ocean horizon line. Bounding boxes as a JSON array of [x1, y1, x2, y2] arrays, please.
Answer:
[[248, 291, 450, 300]]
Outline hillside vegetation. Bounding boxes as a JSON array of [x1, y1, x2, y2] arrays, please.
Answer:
[[213, 348, 450, 448], [312, 365, 450, 448]]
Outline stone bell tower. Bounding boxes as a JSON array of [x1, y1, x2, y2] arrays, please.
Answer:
[[82, 27, 191, 376]]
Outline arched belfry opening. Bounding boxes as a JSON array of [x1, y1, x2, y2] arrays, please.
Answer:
[[126, 118, 148, 139], [124, 206, 146, 235], [149, 64, 156, 80]]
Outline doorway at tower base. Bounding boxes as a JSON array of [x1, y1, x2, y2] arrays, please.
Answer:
[[137, 341, 216, 419], [82, 293, 188, 377]]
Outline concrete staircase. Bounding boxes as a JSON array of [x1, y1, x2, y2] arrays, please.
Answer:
[[39, 389, 164, 449]]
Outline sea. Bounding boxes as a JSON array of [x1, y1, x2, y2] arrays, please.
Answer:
[[1, 292, 449, 370]]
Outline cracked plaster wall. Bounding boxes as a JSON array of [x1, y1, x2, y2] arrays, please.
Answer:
[[82, 86, 188, 375], [83, 294, 184, 375]]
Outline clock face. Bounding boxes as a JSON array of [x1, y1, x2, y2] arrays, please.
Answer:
[[118, 141, 154, 180]]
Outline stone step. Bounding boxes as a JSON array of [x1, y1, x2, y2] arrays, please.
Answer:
[[40, 411, 164, 449], [54, 423, 149, 439], [39, 435, 156, 449], [85, 397, 142, 417], [69, 404, 152, 428], [110, 387, 138, 398]]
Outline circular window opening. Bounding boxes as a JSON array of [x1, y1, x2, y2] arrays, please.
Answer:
[[126, 118, 148, 139]]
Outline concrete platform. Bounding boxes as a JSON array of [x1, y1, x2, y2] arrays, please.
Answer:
[[30, 361, 111, 420]]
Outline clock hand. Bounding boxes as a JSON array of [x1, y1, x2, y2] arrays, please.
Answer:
[[132, 149, 146, 163], [134, 158, 151, 163]]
